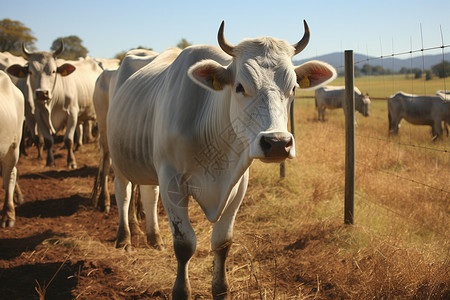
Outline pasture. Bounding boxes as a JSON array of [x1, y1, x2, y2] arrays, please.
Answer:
[[0, 74, 448, 299]]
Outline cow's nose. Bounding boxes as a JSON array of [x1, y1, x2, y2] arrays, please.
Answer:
[[260, 134, 293, 158], [36, 90, 49, 101]]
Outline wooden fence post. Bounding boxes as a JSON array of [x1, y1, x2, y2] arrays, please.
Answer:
[[344, 50, 355, 225]]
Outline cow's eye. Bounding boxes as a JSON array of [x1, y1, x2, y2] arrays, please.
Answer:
[[235, 83, 245, 94]]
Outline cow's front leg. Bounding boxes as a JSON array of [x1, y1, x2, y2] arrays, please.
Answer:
[[211, 171, 248, 299], [64, 138, 77, 169], [1, 167, 18, 228], [44, 136, 55, 167], [65, 111, 78, 168], [160, 172, 196, 299]]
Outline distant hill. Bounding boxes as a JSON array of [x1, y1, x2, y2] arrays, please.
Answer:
[[294, 52, 449, 73]]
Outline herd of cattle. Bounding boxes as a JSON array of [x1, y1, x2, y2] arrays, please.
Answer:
[[0, 20, 448, 298]]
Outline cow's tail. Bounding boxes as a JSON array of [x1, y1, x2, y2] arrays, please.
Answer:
[[388, 108, 393, 133]]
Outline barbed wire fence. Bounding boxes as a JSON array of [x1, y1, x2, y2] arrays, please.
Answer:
[[290, 36, 449, 238]]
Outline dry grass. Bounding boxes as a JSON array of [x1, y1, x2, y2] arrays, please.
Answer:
[[61, 96, 448, 298], [6, 86, 448, 299]]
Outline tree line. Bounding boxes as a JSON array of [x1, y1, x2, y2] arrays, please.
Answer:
[[349, 63, 449, 79], [0, 18, 192, 61]]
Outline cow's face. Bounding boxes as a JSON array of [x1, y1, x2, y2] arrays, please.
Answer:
[[189, 21, 336, 163], [356, 93, 371, 117], [226, 41, 298, 162]]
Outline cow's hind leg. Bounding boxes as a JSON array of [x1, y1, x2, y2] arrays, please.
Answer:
[[140, 185, 163, 249], [65, 138, 77, 169], [211, 170, 248, 299], [44, 137, 56, 167], [14, 181, 24, 205], [114, 168, 132, 251], [128, 184, 145, 241], [91, 144, 111, 213]]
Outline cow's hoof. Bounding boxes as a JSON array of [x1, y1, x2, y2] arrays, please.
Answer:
[[1, 219, 15, 228], [116, 243, 133, 252], [147, 233, 164, 250], [16, 195, 25, 205], [105, 206, 110, 214]]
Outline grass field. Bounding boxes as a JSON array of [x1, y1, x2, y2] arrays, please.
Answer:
[[225, 74, 450, 297]]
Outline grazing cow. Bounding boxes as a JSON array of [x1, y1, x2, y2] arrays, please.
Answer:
[[315, 85, 370, 121], [388, 91, 450, 140], [0, 71, 25, 228], [107, 21, 336, 298], [7, 41, 103, 168], [91, 49, 160, 213]]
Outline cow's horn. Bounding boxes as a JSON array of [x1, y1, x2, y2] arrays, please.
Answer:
[[218, 21, 235, 57], [22, 42, 31, 58], [53, 39, 64, 58], [292, 20, 310, 56]]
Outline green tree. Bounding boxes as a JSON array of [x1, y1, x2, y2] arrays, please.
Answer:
[[431, 61, 450, 78], [177, 38, 192, 49], [51, 35, 88, 60], [0, 18, 37, 54], [412, 68, 422, 79]]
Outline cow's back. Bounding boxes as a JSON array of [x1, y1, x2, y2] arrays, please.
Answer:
[[388, 92, 438, 125], [315, 86, 344, 109], [53, 57, 103, 124], [108, 46, 230, 183]]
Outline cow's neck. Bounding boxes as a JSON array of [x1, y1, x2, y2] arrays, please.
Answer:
[[190, 88, 253, 222]]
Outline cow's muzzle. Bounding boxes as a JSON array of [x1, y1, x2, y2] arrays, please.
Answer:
[[35, 90, 50, 102], [259, 133, 294, 162]]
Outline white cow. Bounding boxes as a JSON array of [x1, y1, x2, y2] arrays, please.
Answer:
[[7, 41, 103, 168], [0, 71, 25, 228], [315, 85, 370, 121], [91, 49, 159, 213], [0, 52, 27, 84], [93, 57, 120, 70], [107, 21, 336, 299], [0, 52, 41, 157], [388, 91, 450, 140]]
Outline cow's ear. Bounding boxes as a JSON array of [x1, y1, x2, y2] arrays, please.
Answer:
[[57, 63, 76, 76], [188, 59, 232, 91], [6, 64, 28, 78], [295, 60, 337, 90]]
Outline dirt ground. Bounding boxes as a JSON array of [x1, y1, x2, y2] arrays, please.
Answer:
[[0, 138, 128, 299]]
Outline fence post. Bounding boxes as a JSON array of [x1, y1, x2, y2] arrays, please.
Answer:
[[344, 50, 355, 225], [280, 100, 295, 178]]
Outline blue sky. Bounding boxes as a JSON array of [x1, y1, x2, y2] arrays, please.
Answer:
[[2, 0, 449, 60]]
